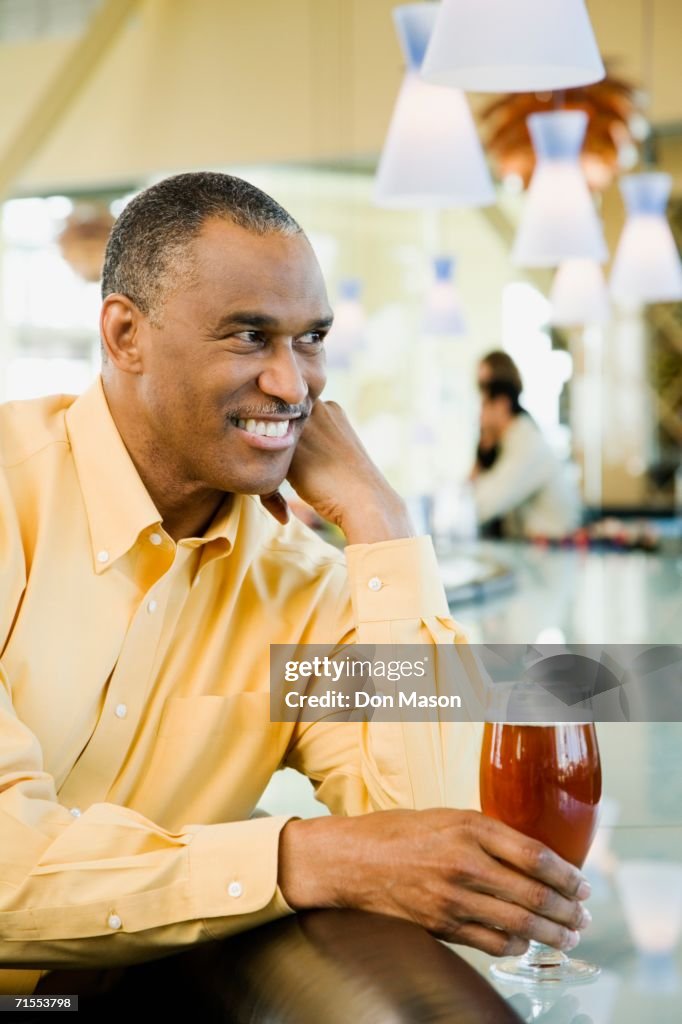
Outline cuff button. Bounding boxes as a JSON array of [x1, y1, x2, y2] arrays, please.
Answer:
[[228, 881, 243, 898], [107, 913, 122, 930], [367, 576, 383, 591]]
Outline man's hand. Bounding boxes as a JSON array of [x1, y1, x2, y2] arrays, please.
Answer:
[[284, 400, 414, 545], [278, 810, 592, 957]]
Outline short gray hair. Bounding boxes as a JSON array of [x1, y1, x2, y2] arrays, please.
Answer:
[[101, 171, 302, 328]]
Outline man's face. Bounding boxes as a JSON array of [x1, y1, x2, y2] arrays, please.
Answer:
[[136, 217, 333, 496]]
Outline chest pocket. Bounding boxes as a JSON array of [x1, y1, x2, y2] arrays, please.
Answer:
[[131, 693, 285, 830]]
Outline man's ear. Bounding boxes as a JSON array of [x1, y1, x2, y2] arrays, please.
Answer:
[[259, 490, 290, 525], [100, 294, 144, 374]]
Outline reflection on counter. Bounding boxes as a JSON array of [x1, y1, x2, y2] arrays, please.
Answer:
[[439, 538, 682, 644]]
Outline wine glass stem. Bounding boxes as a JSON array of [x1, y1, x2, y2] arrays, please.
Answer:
[[520, 940, 569, 971]]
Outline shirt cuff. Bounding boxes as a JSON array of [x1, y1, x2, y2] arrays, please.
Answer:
[[187, 814, 296, 937], [344, 535, 449, 623]]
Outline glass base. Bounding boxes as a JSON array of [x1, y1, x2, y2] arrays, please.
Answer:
[[490, 941, 601, 986]]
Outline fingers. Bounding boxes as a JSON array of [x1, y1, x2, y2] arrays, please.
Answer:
[[443, 921, 529, 957], [453, 889, 582, 952], [472, 856, 591, 933], [473, 813, 591, 901]]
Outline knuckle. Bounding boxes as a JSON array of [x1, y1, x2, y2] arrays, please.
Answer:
[[522, 840, 548, 872], [515, 910, 537, 938], [527, 881, 551, 911], [456, 809, 478, 832]]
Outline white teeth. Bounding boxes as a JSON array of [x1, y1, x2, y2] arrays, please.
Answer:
[[240, 419, 290, 437]]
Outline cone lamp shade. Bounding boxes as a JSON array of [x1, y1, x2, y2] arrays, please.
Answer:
[[512, 111, 608, 267], [423, 257, 466, 334], [421, 0, 605, 93], [374, 3, 494, 208], [610, 173, 682, 306], [550, 259, 610, 326], [326, 279, 366, 370]]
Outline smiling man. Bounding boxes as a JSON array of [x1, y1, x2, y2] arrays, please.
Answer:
[[0, 173, 591, 998]]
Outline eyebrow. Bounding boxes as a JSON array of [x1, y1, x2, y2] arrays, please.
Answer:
[[214, 311, 334, 333]]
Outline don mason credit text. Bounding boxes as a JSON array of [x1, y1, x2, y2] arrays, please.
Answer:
[[282, 655, 463, 711]]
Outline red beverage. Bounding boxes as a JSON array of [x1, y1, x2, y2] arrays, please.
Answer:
[[480, 723, 602, 868]]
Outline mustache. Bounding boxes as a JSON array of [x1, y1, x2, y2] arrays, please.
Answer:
[[227, 399, 311, 420]]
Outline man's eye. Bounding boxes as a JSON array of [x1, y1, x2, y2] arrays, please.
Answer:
[[299, 332, 325, 346], [233, 331, 264, 344]]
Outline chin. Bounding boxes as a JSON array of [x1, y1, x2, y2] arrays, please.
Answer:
[[217, 475, 288, 497]]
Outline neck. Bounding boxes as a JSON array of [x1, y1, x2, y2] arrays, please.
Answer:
[[102, 376, 226, 541]]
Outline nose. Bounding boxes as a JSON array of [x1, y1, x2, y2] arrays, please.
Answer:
[[256, 342, 309, 408]]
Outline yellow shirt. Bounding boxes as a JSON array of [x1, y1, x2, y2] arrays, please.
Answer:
[[0, 376, 482, 994]]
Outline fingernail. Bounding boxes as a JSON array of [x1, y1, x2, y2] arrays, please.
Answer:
[[577, 879, 592, 900], [579, 907, 592, 928], [565, 930, 581, 950]]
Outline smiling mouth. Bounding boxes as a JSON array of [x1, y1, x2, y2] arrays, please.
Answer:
[[229, 416, 301, 439]]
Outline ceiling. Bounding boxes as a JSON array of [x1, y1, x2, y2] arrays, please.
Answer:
[[0, 0, 679, 195]]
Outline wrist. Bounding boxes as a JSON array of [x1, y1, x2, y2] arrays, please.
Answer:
[[340, 493, 414, 545], [278, 816, 349, 911]]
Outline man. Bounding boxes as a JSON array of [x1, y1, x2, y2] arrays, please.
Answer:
[[0, 174, 590, 996], [471, 352, 580, 539]]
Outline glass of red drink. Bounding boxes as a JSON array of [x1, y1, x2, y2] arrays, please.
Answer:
[[480, 722, 602, 984]]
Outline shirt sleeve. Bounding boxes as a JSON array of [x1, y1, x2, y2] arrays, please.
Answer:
[[283, 535, 485, 815], [0, 469, 295, 976], [472, 421, 553, 523]]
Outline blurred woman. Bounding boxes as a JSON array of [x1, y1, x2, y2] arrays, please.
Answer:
[[471, 351, 580, 539]]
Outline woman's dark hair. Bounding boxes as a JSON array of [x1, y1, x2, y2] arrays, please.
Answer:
[[479, 379, 524, 416]]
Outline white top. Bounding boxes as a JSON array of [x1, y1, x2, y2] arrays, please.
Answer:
[[472, 414, 580, 539]]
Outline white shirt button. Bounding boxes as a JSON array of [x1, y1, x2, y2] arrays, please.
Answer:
[[97, 550, 109, 564], [147, 599, 158, 614], [227, 881, 243, 898], [368, 576, 383, 591], [115, 703, 128, 719], [149, 532, 163, 546], [107, 913, 122, 930], [69, 807, 81, 818]]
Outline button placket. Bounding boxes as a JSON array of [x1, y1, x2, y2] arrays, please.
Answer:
[[58, 553, 194, 809]]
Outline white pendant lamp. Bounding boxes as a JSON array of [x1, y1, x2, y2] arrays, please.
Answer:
[[326, 279, 366, 370], [610, 173, 682, 307], [423, 256, 466, 334], [512, 111, 608, 268], [374, 3, 494, 208], [550, 259, 610, 326], [421, 0, 605, 93]]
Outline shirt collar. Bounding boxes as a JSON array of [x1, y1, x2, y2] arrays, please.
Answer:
[[65, 376, 241, 573]]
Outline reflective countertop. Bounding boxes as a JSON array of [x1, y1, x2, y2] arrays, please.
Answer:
[[440, 540, 682, 645]]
